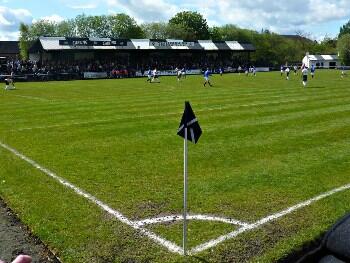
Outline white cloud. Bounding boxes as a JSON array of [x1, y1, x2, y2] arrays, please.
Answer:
[[104, 0, 350, 39], [198, 0, 350, 36], [68, 3, 97, 9], [106, 0, 179, 22], [1, 0, 349, 41], [0, 6, 32, 32], [0, 30, 19, 41]]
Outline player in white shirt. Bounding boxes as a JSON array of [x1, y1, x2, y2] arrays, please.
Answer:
[[293, 65, 298, 75], [237, 66, 242, 75], [4, 71, 15, 90], [175, 68, 181, 81], [151, 68, 160, 83], [285, 67, 290, 80], [181, 68, 186, 79], [341, 66, 346, 78], [249, 66, 253, 76], [302, 67, 308, 87]]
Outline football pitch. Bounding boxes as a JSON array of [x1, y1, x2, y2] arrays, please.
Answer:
[[1, 70, 350, 262]]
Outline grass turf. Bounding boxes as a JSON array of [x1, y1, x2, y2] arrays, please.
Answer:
[[1, 70, 350, 262]]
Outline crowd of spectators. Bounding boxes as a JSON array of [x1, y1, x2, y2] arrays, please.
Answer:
[[2, 59, 137, 79], [1, 57, 245, 81]]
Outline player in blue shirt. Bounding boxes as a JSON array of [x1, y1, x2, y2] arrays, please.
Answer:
[[203, 68, 212, 87], [146, 68, 152, 82], [310, 65, 316, 79]]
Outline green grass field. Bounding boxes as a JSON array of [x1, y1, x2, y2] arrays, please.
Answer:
[[1, 70, 350, 262]]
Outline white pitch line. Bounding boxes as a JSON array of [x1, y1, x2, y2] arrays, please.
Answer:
[[12, 95, 51, 101], [135, 214, 249, 227], [0, 141, 183, 255], [190, 183, 350, 254], [3, 141, 350, 256]]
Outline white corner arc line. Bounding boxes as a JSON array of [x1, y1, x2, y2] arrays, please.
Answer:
[[134, 214, 249, 227], [0, 141, 183, 255], [190, 183, 350, 254], [3, 140, 350, 256]]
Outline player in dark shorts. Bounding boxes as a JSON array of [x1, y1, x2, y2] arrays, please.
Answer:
[[4, 72, 15, 90], [302, 67, 308, 87]]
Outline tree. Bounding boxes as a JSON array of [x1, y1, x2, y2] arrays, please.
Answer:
[[74, 14, 96, 37], [30, 20, 57, 38], [311, 36, 337, 55], [213, 24, 252, 42], [56, 19, 76, 37], [339, 21, 350, 38], [209, 26, 222, 41], [169, 11, 209, 40], [108, 14, 144, 39], [19, 23, 31, 60], [337, 34, 350, 65], [165, 23, 194, 40], [141, 22, 169, 39]]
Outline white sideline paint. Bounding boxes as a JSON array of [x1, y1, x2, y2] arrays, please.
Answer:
[[16, 97, 314, 131], [135, 214, 249, 227], [0, 141, 183, 255], [2, 140, 350, 256], [190, 183, 350, 254], [12, 95, 51, 101]]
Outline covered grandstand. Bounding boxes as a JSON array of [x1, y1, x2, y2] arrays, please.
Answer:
[[27, 37, 255, 78]]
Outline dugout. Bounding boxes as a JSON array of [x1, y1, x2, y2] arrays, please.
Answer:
[[28, 37, 255, 74]]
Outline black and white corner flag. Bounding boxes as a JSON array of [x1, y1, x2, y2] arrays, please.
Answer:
[[177, 101, 202, 144]]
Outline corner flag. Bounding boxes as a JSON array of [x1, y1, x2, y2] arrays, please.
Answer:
[[177, 101, 202, 256], [177, 101, 202, 144]]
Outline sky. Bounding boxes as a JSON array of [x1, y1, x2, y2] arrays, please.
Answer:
[[0, 0, 349, 41]]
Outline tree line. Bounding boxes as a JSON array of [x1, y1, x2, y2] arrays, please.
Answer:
[[19, 11, 344, 66]]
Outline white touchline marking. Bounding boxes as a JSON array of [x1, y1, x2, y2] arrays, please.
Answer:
[[15, 97, 318, 131], [12, 95, 51, 101], [2, 140, 350, 256], [189, 183, 350, 254], [0, 141, 183, 255], [134, 214, 249, 227]]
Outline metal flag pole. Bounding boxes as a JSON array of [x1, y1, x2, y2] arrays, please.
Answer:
[[183, 127, 188, 256]]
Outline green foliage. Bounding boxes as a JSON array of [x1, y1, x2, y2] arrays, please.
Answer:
[[337, 34, 350, 65], [141, 22, 169, 39], [312, 37, 337, 55], [108, 14, 144, 39], [339, 20, 350, 38], [56, 19, 76, 37], [74, 14, 111, 38], [209, 26, 221, 41], [169, 11, 210, 40], [30, 20, 57, 38], [18, 23, 31, 60], [212, 24, 252, 42]]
